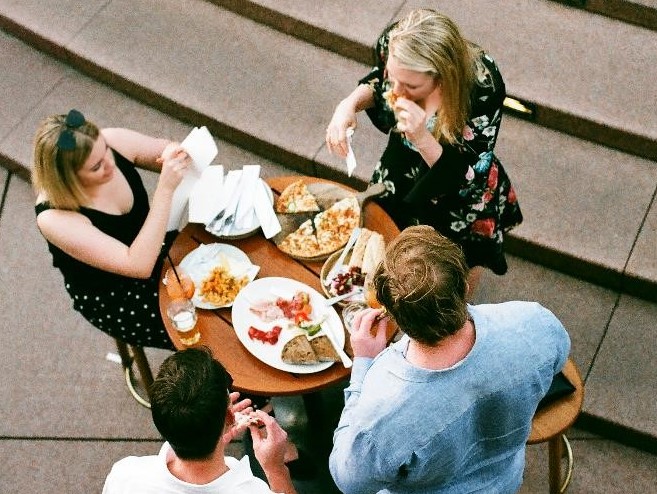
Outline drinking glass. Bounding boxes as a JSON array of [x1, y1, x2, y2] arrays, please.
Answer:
[[166, 299, 200, 346]]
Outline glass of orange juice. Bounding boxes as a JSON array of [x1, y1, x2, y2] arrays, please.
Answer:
[[165, 266, 195, 300]]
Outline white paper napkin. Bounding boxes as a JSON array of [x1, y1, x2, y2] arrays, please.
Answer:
[[167, 126, 219, 230], [189, 165, 224, 224], [205, 170, 241, 235], [253, 179, 281, 239], [234, 165, 261, 230], [346, 127, 357, 177]]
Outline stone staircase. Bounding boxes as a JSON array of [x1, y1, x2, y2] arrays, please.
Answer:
[[1, 0, 656, 454]]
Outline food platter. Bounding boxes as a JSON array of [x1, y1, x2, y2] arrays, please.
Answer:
[[231, 277, 345, 374], [179, 243, 260, 309]]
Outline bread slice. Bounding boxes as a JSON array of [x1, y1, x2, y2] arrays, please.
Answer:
[[281, 334, 318, 365], [348, 228, 373, 269], [309, 335, 340, 362], [361, 232, 385, 275]]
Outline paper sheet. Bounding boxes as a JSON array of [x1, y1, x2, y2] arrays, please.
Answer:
[[167, 126, 218, 230]]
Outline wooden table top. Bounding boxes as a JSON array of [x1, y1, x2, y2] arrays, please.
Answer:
[[159, 176, 400, 397]]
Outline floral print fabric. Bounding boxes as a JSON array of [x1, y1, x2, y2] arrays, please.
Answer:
[[361, 25, 523, 274]]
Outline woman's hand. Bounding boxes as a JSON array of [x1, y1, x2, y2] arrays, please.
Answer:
[[394, 98, 430, 141], [326, 100, 358, 158], [157, 142, 192, 192]]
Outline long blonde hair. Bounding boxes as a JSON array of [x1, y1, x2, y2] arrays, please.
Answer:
[[389, 9, 483, 145], [32, 112, 99, 210]]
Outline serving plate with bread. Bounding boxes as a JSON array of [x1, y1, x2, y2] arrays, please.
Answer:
[[231, 277, 346, 373], [320, 227, 386, 305]]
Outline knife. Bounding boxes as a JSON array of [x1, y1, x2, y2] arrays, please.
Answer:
[[324, 227, 361, 286], [213, 171, 244, 234], [322, 322, 353, 368]]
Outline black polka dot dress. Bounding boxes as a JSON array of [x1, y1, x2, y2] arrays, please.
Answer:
[[36, 149, 176, 350]]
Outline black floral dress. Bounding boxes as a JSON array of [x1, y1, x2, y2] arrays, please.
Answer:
[[361, 26, 522, 275]]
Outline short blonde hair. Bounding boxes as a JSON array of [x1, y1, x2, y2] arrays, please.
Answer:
[[389, 9, 482, 145], [373, 225, 468, 345], [32, 112, 99, 210]]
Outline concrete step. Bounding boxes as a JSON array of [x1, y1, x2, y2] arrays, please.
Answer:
[[0, 0, 655, 303], [550, 0, 657, 32], [1, 14, 657, 457], [208, 0, 657, 162]]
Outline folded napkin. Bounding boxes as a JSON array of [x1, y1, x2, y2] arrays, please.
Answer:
[[167, 126, 219, 230], [189, 165, 224, 224], [253, 179, 281, 239], [345, 127, 357, 177], [234, 165, 261, 230]]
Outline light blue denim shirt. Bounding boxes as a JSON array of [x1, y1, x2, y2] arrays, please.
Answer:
[[329, 301, 570, 494]]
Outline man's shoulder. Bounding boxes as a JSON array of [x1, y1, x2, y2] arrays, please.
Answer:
[[103, 454, 162, 493]]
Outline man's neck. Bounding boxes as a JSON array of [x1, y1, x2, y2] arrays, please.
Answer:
[[406, 319, 476, 370], [166, 446, 229, 485]]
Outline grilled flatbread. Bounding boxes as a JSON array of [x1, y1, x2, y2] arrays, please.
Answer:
[[277, 219, 320, 258], [275, 179, 320, 213], [281, 334, 318, 365], [361, 231, 385, 276], [348, 228, 373, 269], [309, 335, 340, 362]]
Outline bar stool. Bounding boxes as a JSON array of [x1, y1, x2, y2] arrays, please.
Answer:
[[114, 339, 154, 408], [528, 358, 584, 493]]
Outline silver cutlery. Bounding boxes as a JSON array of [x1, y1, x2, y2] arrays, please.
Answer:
[[324, 288, 364, 306]]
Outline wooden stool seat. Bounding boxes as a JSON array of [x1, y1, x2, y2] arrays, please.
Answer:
[[528, 358, 584, 493]]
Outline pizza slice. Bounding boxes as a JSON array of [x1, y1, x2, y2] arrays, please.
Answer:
[[275, 179, 321, 213], [314, 197, 360, 254], [278, 219, 321, 258]]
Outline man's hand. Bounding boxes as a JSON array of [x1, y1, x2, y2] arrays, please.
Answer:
[[349, 308, 389, 358]]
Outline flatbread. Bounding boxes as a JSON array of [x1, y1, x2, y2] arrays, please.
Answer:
[[309, 335, 340, 362], [275, 179, 320, 213], [281, 334, 318, 365]]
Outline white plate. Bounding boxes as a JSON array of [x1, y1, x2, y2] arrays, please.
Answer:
[[231, 277, 346, 374], [179, 243, 260, 309], [211, 179, 274, 239]]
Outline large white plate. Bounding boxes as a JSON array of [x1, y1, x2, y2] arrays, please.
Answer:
[[179, 243, 260, 309], [231, 277, 346, 374]]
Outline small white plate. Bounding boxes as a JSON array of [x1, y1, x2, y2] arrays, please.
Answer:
[[231, 277, 345, 374], [179, 243, 260, 309]]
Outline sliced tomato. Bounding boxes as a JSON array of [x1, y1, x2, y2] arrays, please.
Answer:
[[248, 325, 282, 345]]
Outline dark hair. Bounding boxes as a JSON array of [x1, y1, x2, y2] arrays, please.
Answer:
[[373, 225, 468, 345], [150, 347, 231, 460]]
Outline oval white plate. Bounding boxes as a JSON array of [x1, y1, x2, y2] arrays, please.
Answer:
[[231, 277, 345, 374], [179, 243, 260, 309]]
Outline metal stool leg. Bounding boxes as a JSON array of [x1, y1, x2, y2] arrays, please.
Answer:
[[548, 434, 574, 494]]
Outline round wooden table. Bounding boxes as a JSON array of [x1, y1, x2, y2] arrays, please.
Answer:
[[159, 176, 400, 397]]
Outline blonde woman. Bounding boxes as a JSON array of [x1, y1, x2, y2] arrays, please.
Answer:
[[33, 109, 191, 349], [326, 9, 522, 292]]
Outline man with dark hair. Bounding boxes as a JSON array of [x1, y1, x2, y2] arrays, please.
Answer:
[[103, 347, 297, 494], [330, 225, 571, 493]]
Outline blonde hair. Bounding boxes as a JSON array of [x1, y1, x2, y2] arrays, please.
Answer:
[[373, 225, 468, 345], [32, 113, 99, 210], [389, 9, 483, 145]]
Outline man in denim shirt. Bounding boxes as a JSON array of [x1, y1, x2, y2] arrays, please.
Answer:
[[329, 226, 570, 493]]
